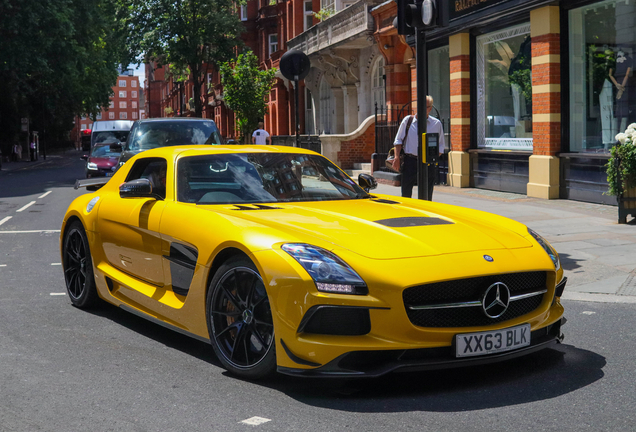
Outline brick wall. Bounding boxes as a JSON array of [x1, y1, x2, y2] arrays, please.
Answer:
[[336, 120, 375, 170]]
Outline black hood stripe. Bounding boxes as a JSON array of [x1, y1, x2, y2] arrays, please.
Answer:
[[374, 217, 454, 227]]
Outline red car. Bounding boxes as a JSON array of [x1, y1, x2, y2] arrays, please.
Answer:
[[83, 144, 121, 178]]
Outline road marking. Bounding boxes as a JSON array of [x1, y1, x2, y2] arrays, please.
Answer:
[[38, 191, 52, 199], [240, 417, 271, 426], [51, 263, 61, 266], [50, 293, 66, 296], [16, 201, 36, 212], [0, 264, 6, 267], [0, 216, 11, 226], [0, 230, 61, 234], [581, 311, 596, 315]]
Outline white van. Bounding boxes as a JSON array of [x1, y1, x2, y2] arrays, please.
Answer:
[[90, 120, 134, 149]]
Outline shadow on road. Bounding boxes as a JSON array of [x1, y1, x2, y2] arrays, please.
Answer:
[[80, 301, 604, 413]]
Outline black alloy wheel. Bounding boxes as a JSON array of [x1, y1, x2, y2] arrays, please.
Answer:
[[207, 256, 275, 379], [62, 221, 99, 308]]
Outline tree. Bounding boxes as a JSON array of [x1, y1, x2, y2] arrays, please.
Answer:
[[0, 0, 128, 151], [220, 51, 276, 143], [124, 0, 245, 118]]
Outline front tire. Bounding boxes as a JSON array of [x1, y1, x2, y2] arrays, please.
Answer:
[[206, 256, 276, 379], [62, 221, 99, 308]]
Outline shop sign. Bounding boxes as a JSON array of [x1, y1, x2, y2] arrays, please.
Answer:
[[450, 0, 513, 21], [484, 138, 533, 151]]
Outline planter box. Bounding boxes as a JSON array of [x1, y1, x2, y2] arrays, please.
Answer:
[[618, 187, 636, 223]]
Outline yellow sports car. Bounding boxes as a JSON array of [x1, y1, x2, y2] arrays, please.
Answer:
[[61, 145, 566, 379]]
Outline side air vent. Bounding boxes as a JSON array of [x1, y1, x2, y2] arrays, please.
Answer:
[[232, 204, 283, 210]]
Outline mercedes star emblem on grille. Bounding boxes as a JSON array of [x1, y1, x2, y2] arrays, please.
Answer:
[[482, 282, 510, 318], [483, 255, 494, 262]]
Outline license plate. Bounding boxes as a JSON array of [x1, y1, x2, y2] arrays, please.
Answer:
[[455, 324, 530, 358], [105, 172, 113, 177]]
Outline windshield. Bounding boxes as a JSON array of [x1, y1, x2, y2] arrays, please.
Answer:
[[90, 144, 121, 158], [128, 120, 222, 151], [177, 153, 368, 204], [92, 131, 129, 146]]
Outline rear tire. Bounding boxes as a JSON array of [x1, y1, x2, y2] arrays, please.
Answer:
[[62, 221, 100, 308], [206, 256, 276, 379]]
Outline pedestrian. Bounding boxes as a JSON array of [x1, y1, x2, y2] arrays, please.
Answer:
[[252, 122, 271, 145], [12, 144, 19, 162], [30, 140, 36, 161], [392, 95, 445, 200]]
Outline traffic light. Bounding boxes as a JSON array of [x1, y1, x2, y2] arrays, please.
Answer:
[[394, 0, 448, 35]]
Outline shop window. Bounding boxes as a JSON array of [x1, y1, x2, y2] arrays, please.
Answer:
[[372, 57, 386, 108], [477, 23, 533, 150], [428, 45, 450, 134], [569, 0, 636, 153]]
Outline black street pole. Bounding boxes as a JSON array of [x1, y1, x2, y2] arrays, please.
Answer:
[[295, 76, 300, 148], [416, 26, 429, 200]]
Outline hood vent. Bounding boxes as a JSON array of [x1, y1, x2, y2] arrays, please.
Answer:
[[232, 204, 283, 211], [371, 198, 400, 204], [375, 217, 454, 228]]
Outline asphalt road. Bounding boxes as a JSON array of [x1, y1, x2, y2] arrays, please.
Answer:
[[1, 153, 635, 431]]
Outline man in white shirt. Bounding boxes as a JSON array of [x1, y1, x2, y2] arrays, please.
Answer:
[[392, 95, 445, 199], [252, 122, 271, 145]]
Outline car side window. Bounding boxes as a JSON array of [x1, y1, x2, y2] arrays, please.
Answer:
[[126, 157, 168, 199]]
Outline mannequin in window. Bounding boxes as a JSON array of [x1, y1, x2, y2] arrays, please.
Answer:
[[609, 49, 634, 131]]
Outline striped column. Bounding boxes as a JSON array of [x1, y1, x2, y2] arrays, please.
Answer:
[[528, 5, 561, 199], [449, 33, 471, 188]]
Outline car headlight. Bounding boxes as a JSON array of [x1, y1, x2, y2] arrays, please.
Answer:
[[87, 162, 98, 170], [528, 228, 560, 271], [86, 196, 100, 213], [282, 244, 367, 294]]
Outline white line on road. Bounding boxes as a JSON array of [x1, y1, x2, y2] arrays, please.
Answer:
[[50, 293, 66, 296], [16, 201, 36, 212], [0, 264, 6, 267], [38, 191, 52, 199], [51, 263, 61, 266], [0, 216, 11, 226], [240, 417, 271, 426], [0, 230, 61, 234]]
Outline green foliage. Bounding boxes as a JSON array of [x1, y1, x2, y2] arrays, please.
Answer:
[[219, 51, 276, 143], [0, 0, 128, 151], [123, 0, 245, 118], [606, 126, 636, 196], [313, 7, 335, 21]]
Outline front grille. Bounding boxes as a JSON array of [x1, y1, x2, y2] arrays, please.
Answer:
[[403, 272, 547, 328]]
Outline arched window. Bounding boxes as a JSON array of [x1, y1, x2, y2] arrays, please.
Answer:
[[319, 78, 332, 134], [372, 57, 386, 109]]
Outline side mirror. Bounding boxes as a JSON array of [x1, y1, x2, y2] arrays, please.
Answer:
[[358, 173, 377, 193], [119, 178, 156, 199], [226, 139, 237, 145], [110, 142, 123, 152]]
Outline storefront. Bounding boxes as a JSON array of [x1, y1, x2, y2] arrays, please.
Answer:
[[417, 0, 636, 204]]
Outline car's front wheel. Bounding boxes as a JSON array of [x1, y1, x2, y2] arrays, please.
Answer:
[[206, 256, 276, 379], [62, 221, 99, 308]]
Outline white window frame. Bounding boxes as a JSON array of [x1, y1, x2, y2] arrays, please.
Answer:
[[119, 90, 127, 98], [109, 101, 114, 109], [371, 57, 386, 108], [132, 112, 138, 119], [119, 112, 128, 119], [119, 80, 127, 87], [119, 101, 127, 109], [132, 101, 138, 109], [131, 91, 137, 98], [269, 34, 278, 56], [96, 112, 102, 120], [304, 0, 313, 31], [240, 4, 248, 20], [109, 112, 115, 119], [131, 80, 137, 88]]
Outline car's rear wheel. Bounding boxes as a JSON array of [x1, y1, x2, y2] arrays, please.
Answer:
[[62, 221, 99, 308], [206, 256, 276, 379]]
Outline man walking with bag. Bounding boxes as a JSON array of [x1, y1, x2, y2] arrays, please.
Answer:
[[392, 95, 445, 199]]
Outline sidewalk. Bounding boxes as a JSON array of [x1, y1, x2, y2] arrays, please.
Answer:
[[374, 183, 636, 304], [0, 147, 79, 174]]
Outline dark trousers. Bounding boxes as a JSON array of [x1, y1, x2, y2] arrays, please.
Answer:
[[400, 155, 437, 200]]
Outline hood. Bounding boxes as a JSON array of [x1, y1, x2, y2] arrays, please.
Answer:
[[210, 198, 532, 260], [89, 156, 119, 168]]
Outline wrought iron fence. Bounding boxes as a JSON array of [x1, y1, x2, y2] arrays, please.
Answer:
[[271, 135, 321, 154]]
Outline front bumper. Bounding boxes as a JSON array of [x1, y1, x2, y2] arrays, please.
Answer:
[[278, 317, 565, 378]]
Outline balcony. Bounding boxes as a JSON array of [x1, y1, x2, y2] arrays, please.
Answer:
[[287, 1, 377, 55]]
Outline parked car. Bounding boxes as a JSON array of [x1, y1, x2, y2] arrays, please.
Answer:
[[111, 118, 223, 170], [63, 145, 566, 379], [81, 143, 122, 178]]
